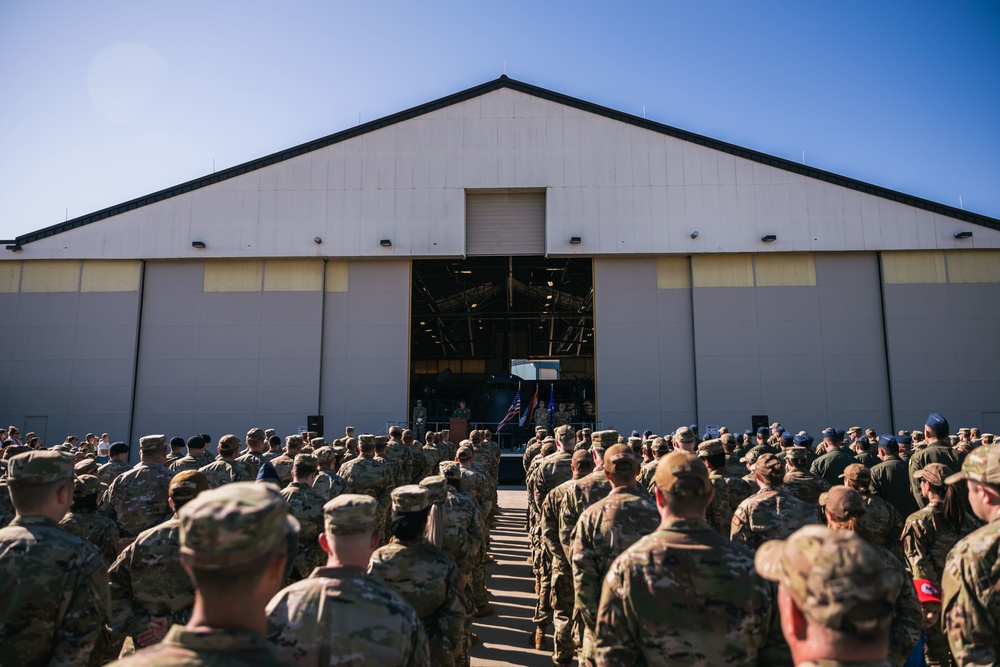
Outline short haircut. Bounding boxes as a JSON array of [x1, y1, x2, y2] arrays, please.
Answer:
[[293, 460, 317, 478], [388, 426, 403, 438], [9, 479, 71, 515], [660, 481, 711, 514]]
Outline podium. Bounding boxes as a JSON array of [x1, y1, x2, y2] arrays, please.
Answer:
[[450, 418, 468, 443]]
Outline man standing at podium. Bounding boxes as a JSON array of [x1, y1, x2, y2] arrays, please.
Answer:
[[453, 400, 471, 420]]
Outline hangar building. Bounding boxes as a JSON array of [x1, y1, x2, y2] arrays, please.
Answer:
[[1, 76, 998, 447]]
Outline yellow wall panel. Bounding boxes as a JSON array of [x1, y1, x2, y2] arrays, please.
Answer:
[[946, 250, 1000, 284], [21, 260, 80, 293], [691, 254, 753, 288], [754, 253, 816, 287], [325, 261, 349, 292], [656, 257, 691, 289], [0, 262, 20, 293], [204, 260, 262, 292], [882, 251, 946, 284], [80, 260, 141, 292], [264, 260, 323, 292]]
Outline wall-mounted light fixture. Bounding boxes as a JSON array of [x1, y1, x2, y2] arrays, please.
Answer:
[[760, 234, 777, 243], [379, 239, 392, 247], [314, 237, 322, 244], [954, 231, 973, 239], [690, 231, 699, 239], [569, 236, 582, 244], [191, 241, 206, 249]]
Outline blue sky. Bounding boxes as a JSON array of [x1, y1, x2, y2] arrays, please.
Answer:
[[1, 1, 997, 241]]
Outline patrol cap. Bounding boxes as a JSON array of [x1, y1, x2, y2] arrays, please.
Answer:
[[594, 430, 620, 446], [877, 434, 897, 449], [914, 463, 953, 487], [293, 453, 317, 469], [696, 439, 724, 457], [756, 427, 769, 436], [186, 435, 206, 450], [958, 427, 971, 435], [654, 451, 711, 496], [820, 486, 866, 521], [74, 474, 101, 498], [780, 432, 794, 444], [7, 450, 74, 486], [821, 427, 839, 440], [218, 434, 240, 454], [848, 426, 862, 434], [74, 458, 98, 476], [674, 426, 696, 442], [755, 525, 901, 634], [285, 434, 304, 448], [324, 494, 378, 535], [540, 441, 557, 456], [246, 427, 265, 442], [179, 482, 298, 570], [945, 443, 1000, 486], [169, 470, 209, 501], [310, 437, 326, 448], [419, 475, 447, 503], [358, 434, 375, 448], [743, 429, 753, 436], [925, 412, 949, 436], [264, 428, 276, 438], [313, 446, 335, 465], [793, 433, 814, 447], [786, 446, 809, 462], [439, 460, 462, 479], [835, 429, 846, 440], [652, 438, 672, 454], [840, 464, 871, 483], [604, 444, 638, 475], [556, 424, 576, 442], [571, 449, 594, 467], [770, 422, 781, 429], [896, 434, 913, 446], [456, 445, 474, 460], [740, 450, 761, 465], [139, 434, 167, 452], [392, 485, 430, 513], [754, 453, 785, 483]]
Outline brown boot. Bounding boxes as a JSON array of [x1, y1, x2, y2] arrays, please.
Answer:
[[533, 625, 548, 651]]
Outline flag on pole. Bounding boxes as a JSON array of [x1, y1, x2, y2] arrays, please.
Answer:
[[548, 383, 555, 426], [520, 387, 539, 427], [498, 391, 521, 431]]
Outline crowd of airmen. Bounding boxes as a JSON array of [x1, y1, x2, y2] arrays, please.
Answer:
[[523, 415, 1000, 666], [1, 412, 999, 666], [0, 423, 504, 666]]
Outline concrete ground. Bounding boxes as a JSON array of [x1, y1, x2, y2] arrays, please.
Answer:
[[471, 488, 553, 667]]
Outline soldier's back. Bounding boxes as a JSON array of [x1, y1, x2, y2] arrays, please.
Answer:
[[168, 455, 204, 474], [107, 625, 286, 666], [339, 457, 389, 498], [60, 509, 120, 566], [199, 458, 250, 489], [311, 469, 347, 501], [0, 516, 110, 667], [280, 483, 327, 579], [270, 454, 295, 487], [234, 451, 265, 479], [593, 518, 773, 667], [98, 460, 133, 486], [266, 566, 430, 667], [782, 468, 830, 506], [942, 518, 1000, 665], [730, 487, 819, 549], [105, 462, 174, 537]]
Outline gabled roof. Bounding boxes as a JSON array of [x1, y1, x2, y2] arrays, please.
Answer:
[[6, 75, 998, 249]]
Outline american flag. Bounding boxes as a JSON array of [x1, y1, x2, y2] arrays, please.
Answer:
[[498, 391, 521, 431]]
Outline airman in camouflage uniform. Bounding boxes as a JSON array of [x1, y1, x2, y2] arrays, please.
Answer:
[[840, 463, 904, 557], [60, 473, 120, 566], [280, 454, 328, 581], [98, 441, 133, 486], [573, 444, 660, 664], [594, 451, 777, 667], [756, 524, 905, 667], [338, 435, 393, 532], [440, 459, 491, 620], [696, 438, 746, 534], [376, 436, 404, 488], [385, 426, 414, 486], [541, 449, 595, 662], [266, 494, 430, 667], [108, 482, 294, 666], [637, 437, 669, 491], [167, 435, 214, 474], [420, 433, 444, 475], [310, 446, 347, 501], [165, 437, 187, 467], [819, 485, 922, 664], [106, 471, 209, 658], [523, 426, 549, 472], [781, 445, 830, 505], [558, 435, 616, 558], [103, 435, 176, 541], [234, 427, 267, 479], [369, 486, 467, 667], [731, 453, 818, 549], [270, 435, 303, 488], [940, 445, 1000, 666], [263, 434, 285, 463], [198, 434, 252, 488], [0, 450, 111, 667]]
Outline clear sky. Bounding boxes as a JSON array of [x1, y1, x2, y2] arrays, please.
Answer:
[[1, 1, 997, 242]]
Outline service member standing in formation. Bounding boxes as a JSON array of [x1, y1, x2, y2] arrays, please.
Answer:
[[731, 453, 817, 549], [0, 450, 111, 667], [102, 434, 176, 548], [108, 483, 294, 666], [266, 494, 430, 667]]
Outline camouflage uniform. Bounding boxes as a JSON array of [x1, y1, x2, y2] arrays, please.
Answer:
[[60, 507, 120, 567], [528, 445, 574, 631], [311, 468, 347, 501], [731, 486, 819, 550], [859, 490, 905, 555], [280, 480, 328, 580], [369, 486, 467, 667], [541, 477, 579, 664], [266, 494, 431, 667], [782, 467, 830, 506], [0, 451, 111, 667], [104, 460, 175, 538], [107, 482, 294, 667], [572, 485, 659, 662], [594, 518, 774, 666], [199, 456, 252, 488], [98, 459, 133, 486], [270, 452, 296, 488], [338, 453, 393, 528], [909, 441, 962, 508], [384, 438, 414, 487], [234, 450, 266, 480], [168, 451, 214, 474]]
